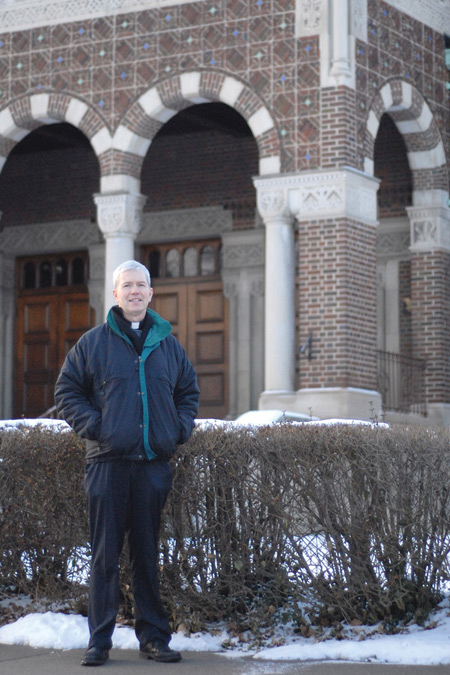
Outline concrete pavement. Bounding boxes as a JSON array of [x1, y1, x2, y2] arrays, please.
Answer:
[[0, 644, 448, 675]]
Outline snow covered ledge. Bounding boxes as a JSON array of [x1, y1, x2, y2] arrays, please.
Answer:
[[260, 387, 383, 423]]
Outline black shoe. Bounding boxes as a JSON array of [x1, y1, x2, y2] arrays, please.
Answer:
[[81, 646, 109, 666], [139, 639, 181, 663]]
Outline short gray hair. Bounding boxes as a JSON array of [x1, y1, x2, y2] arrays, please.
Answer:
[[113, 260, 151, 288]]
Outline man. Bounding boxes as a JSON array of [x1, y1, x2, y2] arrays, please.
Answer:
[[55, 260, 199, 667]]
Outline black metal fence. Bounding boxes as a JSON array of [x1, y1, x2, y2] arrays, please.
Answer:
[[377, 350, 427, 416]]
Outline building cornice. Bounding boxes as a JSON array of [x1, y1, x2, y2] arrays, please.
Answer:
[[0, 0, 448, 34], [388, 0, 450, 35], [0, 0, 194, 31]]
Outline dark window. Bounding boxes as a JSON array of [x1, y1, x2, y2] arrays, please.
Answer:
[[23, 262, 36, 289], [71, 257, 85, 285], [39, 261, 52, 288], [148, 250, 161, 279]]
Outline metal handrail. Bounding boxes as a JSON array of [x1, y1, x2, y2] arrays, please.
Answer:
[[377, 350, 427, 416]]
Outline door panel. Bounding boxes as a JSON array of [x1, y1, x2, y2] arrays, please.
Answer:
[[59, 296, 95, 363], [15, 292, 95, 418], [187, 281, 228, 418], [151, 284, 188, 345], [150, 279, 228, 419], [196, 331, 225, 364], [195, 288, 224, 322], [143, 240, 229, 419]]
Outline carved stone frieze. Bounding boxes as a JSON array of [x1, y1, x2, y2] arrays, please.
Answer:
[[0, 219, 101, 255], [377, 231, 410, 258], [138, 206, 232, 243], [222, 242, 264, 269], [254, 168, 380, 226], [222, 228, 265, 268], [301, 185, 343, 213], [0, 0, 196, 31]]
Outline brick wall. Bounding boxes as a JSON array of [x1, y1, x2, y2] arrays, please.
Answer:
[[141, 125, 258, 228], [0, 0, 447, 413], [0, 144, 99, 226], [297, 217, 378, 391], [0, 114, 258, 229], [321, 87, 358, 169], [411, 251, 450, 403]]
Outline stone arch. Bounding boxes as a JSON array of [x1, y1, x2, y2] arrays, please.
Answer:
[[112, 71, 281, 184], [363, 79, 448, 201], [0, 92, 111, 180]]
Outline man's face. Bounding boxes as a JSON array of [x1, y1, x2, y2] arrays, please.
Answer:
[[113, 269, 153, 322]]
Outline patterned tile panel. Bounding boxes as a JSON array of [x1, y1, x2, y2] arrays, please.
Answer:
[[0, 0, 445, 179]]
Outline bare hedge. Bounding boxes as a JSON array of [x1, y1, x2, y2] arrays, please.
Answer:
[[1, 422, 450, 632]]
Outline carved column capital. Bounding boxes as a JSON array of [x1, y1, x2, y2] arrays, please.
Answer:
[[254, 168, 380, 226], [253, 176, 291, 224], [407, 206, 450, 253], [94, 192, 147, 238]]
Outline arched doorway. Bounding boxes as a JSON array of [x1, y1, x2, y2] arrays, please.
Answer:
[[0, 122, 100, 417], [374, 113, 423, 415], [140, 102, 259, 418], [375, 112, 413, 355]]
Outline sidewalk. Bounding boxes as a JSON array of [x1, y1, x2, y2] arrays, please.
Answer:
[[1, 644, 448, 675]]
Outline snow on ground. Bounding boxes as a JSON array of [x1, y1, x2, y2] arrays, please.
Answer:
[[1, 600, 450, 665], [0, 418, 71, 431], [1, 412, 444, 665]]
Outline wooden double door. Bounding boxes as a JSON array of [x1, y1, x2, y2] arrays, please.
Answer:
[[151, 280, 229, 419], [14, 243, 229, 420], [14, 253, 95, 418], [142, 239, 229, 419]]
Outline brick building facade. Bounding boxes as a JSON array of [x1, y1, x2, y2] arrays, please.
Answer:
[[0, 0, 448, 424]]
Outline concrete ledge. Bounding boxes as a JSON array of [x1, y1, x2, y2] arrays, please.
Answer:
[[260, 387, 383, 422]]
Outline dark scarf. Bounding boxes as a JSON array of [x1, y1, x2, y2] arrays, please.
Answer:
[[111, 306, 153, 355]]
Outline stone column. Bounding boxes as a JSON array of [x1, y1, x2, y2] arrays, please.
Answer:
[[0, 250, 15, 419], [329, 0, 352, 81], [94, 192, 147, 317], [88, 242, 106, 324], [408, 204, 450, 425], [254, 168, 382, 421], [253, 177, 296, 397], [222, 228, 265, 416]]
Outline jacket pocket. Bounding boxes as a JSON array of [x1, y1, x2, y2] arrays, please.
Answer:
[[148, 377, 181, 458], [96, 375, 141, 451]]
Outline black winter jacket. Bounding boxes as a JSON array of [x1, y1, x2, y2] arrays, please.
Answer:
[[54, 307, 199, 463]]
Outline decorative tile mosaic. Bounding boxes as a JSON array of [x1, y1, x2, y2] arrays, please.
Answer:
[[0, 0, 445, 179]]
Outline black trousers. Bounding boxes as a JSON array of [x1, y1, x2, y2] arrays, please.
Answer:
[[84, 459, 173, 650]]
